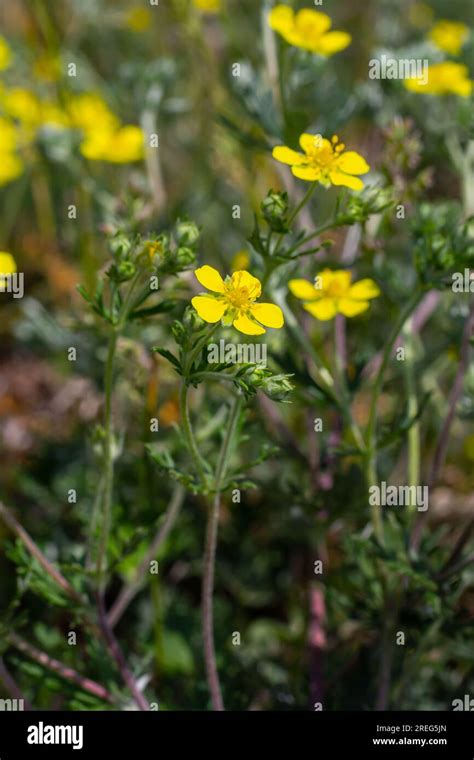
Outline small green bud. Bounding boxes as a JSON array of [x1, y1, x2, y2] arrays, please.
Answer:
[[261, 190, 289, 232], [175, 219, 201, 247], [108, 260, 136, 282], [183, 305, 204, 330], [176, 246, 196, 267]]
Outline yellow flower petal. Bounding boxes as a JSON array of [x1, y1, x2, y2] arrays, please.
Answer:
[[233, 313, 266, 335], [251, 303, 284, 328], [338, 299, 370, 317], [292, 165, 321, 181], [0, 252, 16, 275], [295, 9, 331, 37], [268, 5, 294, 34], [229, 270, 261, 299], [337, 151, 370, 175], [315, 31, 352, 55], [289, 279, 320, 301], [328, 170, 364, 190], [348, 279, 380, 300], [299, 133, 331, 153], [304, 298, 338, 321], [191, 296, 227, 323], [272, 145, 305, 165], [195, 265, 225, 293]]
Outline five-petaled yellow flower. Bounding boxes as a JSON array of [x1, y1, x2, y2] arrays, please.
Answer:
[[269, 5, 351, 56], [429, 20, 469, 56], [289, 269, 380, 321], [404, 61, 472, 96], [191, 265, 284, 335], [273, 134, 370, 191]]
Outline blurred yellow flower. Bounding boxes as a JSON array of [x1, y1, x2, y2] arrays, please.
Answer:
[[192, 265, 284, 335], [2, 88, 42, 126], [0, 36, 12, 71], [0, 118, 23, 185], [268, 5, 351, 56], [429, 20, 469, 55], [231, 249, 250, 271], [126, 7, 153, 32], [273, 134, 369, 191], [404, 61, 472, 96], [193, 0, 222, 13], [80, 125, 145, 163], [0, 252, 17, 289], [289, 269, 380, 320], [67, 93, 119, 133]]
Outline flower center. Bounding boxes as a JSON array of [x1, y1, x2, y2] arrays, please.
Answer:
[[226, 285, 251, 308], [325, 281, 347, 298]]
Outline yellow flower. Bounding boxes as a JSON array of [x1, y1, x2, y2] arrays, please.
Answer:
[[2, 88, 42, 126], [80, 125, 144, 163], [268, 5, 351, 56], [404, 61, 472, 96], [429, 20, 469, 56], [289, 269, 380, 320], [193, 0, 222, 13], [67, 93, 119, 133], [191, 265, 284, 335], [126, 7, 153, 32], [273, 133, 370, 191], [0, 36, 12, 71], [0, 251, 17, 290]]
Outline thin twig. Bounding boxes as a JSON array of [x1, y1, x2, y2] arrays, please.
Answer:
[[108, 486, 185, 628], [0, 656, 32, 710], [7, 632, 115, 705], [411, 304, 474, 551], [96, 594, 150, 711], [0, 502, 83, 605]]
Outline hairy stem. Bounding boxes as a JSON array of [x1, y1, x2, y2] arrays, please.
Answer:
[[202, 394, 242, 711]]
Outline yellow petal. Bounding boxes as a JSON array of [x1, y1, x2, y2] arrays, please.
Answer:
[[304, 298, 337, 321], [315, 31, 352, 55], [191, 296, 227, 323], [251, 303, 284, 328], [295, 9, 331, 36], [338, 299, 370, 317], [0, 251, 16, 275], [233, 313, 266, 335], [195, 265, 225, 293], [268, 5, 294, 34], [337, 151, 370, 175], [289, 279, 320, 301], [272, 145, 305, 165], [299, 133, 331, 153], [348, 279, 380, 300], [229, 270, 262, 299], [292, 165, 321, 181], [328, 170, 364, 190]]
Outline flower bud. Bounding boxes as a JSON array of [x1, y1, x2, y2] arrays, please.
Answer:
[[261, 190, 289, 232], [175, 219, 201, 247]]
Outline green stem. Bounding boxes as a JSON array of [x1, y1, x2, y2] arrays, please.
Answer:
[[364, 290, 424, 539], [179, 383, 208, 485], [403, 319, 420, 512], [96, 327, 118, 589], [202, 394, 242, 711]]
